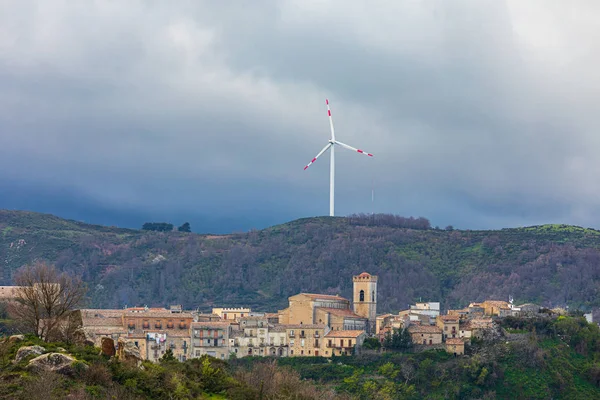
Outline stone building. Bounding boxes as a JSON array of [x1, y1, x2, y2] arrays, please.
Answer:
[[436, 315, 460, 339], [278, 293, 368, 332], [352, 272, 378, 333], [212, 307, 251, 322], [191, 321, 231, 360], [446, 338, 465, 355], [324, 330, 366, 356], [408, 325, 443, 345], [286, 324, 327, 357]]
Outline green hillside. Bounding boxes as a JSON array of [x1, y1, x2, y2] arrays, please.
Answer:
[[2, 210, 600, 312]]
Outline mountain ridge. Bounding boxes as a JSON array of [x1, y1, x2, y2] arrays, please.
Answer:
[[2, 209, 600, 313]]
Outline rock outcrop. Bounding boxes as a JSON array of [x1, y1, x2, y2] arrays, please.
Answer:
[[14, 345, 46, 362], [101, 337, 116, 357], [116, 338, 142, 365], [27, 353, 86, 376], [8, 335, 24, 343]]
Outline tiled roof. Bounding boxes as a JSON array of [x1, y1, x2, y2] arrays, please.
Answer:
[[82, 317, 122, 327], [279, 324, 327, 329], [408, 325, 442, 334], [319, 307, 366, 319], [296, 293, 348, 301], [123, 311, 195, 319], [446, 338, 464, 345], [191, 322, 231, 329], [439, 315, 460, 321], [80, 309, 126, 318], [324, 330, 365, 338], [269, 325, 287, 332], [482, 300, 509, 307]]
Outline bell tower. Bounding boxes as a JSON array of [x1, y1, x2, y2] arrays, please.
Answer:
[[353, 272, 377, 334]]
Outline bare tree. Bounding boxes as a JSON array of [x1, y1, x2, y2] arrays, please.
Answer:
[[10, 261, 86, 341]]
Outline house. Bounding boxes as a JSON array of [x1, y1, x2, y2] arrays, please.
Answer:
[[286, 324, 328, 357], [468, 318, 494, 338], [518, 303, 541, 316], [408, 325, 443, 345], [436, 315, 460, 339], [446, 338, 465, 355], [191, 322, 231, 360], [324, 330, 366, 356], [410, 302, 440, 318], [480, 300, 511, 316], [212, 307, 250, 322]]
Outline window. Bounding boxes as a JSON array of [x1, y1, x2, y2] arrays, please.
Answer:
[[308, 350, 311, 354], [223, 313, 227, 320], [290, 350, 294, 355], [328, 339, 332, 347], [372, 291, 375, 302], [301, 339, 305, 347], [340, 339, 344, 347], [349, 340, 352, 347], [359, 290, 365, 302], [290, 339, 294, 346], [301, 350, 304, 355]]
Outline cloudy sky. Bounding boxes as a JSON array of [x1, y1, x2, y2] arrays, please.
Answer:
[[1, 1, 599, 233]]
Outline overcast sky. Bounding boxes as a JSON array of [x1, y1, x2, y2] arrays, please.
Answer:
[[1, 1, 599, 233]]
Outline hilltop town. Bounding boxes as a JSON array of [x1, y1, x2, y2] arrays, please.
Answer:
[[2, 271, 573, 363]]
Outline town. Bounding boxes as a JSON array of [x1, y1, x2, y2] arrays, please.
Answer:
[[1, 271, 566, 363]]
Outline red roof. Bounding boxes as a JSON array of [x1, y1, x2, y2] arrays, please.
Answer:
[[446, 338, 464, 345], [319, 308, 366, 319], [358, 272, 371, 278]]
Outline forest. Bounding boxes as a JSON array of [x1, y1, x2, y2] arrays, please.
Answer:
[[2, 210, 600, 312]]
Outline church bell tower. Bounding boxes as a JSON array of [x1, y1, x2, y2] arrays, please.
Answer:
[[353, 272, 377, 334]]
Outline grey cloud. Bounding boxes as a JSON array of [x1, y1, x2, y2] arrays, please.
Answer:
[[1, 0, 599, 231]]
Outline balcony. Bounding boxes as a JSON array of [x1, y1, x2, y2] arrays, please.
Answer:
[[314, 333, 320, 338], [288, 333, 295, 338], [299, 334, 306, 338]]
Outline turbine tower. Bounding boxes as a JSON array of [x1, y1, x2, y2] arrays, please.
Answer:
[[304, 99, 373, 216]]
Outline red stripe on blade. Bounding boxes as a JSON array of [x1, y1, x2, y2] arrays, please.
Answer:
[[312, 158, 316, 162], [368, 153, 373, 156], [304, 166, 308, 170], [328, 110, 331, 116], [326, 99, 329, 104], [357, 149, 363, 153]]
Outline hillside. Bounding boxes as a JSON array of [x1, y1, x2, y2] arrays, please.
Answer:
[[2, 210, 600, 312]]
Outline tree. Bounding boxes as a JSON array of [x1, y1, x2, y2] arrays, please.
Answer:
[[384, 328, 413, 351], [160, 348, 176, 362], [142, 222, 174, 232], [10, 261, 86, 341], [178, 222, 191, 233]]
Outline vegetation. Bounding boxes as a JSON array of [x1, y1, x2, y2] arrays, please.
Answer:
[[0, 334, 344, 399], [8, 261, 87, 342], [141, 222, 174, 232], [383, 328, 413, 351], [232, 315, 600, 399], [3, 315, 599, 399], [178, 222, 191, 233], [3, 210, 600, 312]]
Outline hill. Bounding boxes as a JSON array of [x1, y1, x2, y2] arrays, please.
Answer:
[[2, 210, 600, 312]]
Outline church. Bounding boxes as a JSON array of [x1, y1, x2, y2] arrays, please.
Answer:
[[278, 272, 377, 334]]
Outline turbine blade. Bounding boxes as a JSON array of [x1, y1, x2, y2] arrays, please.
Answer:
[[334, 140, 373, 157], [326, 99, 336, 141], [303, 143, 332, 170]]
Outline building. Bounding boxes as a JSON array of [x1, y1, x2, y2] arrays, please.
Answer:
[[446, 338, 465, 355], [278, 293, 368, 332], [436, 315, 460, 339], [191, 321, 231, 360], [480, 300, 511, 316], [324, 330, 366, 356], [353, 272, 378, 333], [408, 325, 443, 345], [0, 286, 22, 300], [286, 324, 327, 357], [212, 307, 250, 322], [410, 302, 440, 318], [78, 307, 194, 362]]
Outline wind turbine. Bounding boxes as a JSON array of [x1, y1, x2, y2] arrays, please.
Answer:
[[304, 99, 373, 216]]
